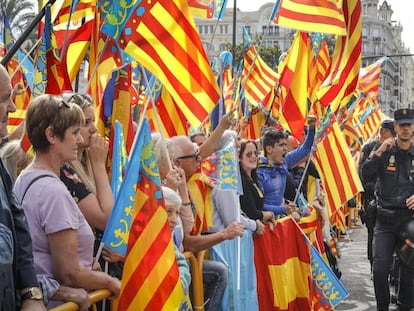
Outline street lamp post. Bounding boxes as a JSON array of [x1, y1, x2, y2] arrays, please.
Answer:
[[232, 0, 237, 69]]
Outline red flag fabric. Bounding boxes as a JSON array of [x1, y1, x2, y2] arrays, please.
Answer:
[[101, 0, 220, 129], [277, 31, 309, 140], [254, 217, 311, 311], [317, 0, 362, 112]]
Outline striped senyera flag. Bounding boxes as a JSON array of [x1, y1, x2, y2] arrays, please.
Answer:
[[146, 86, 189, 138], [313, 110, 363, 217], [277, 31, 309, 140], [357, 56, 388, 100], [242, 27, 279, 106], [101, 0, 219, 129], [188, 172, 214, 235], [271, 0, 346, 35], [117, 119, 184, 310], [317, 0, 362, 113]]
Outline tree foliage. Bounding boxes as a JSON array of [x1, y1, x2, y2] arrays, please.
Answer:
[[224, 39, 282, 71], [1, 0, 37, 36]]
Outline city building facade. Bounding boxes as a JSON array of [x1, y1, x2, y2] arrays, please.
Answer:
[[196, 0, 414, 116]]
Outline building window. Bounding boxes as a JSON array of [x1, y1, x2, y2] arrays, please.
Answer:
[[204, 25, 209, 34], [198, 26, 203, 34], [275, 26, 280, 35], [262, 25, 267, 34], [268, 26, 273, 35], [210, 25, 214, 34], [219, 43, 227, 51]]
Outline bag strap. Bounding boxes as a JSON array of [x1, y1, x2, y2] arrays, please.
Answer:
[[20, 174, 54, 203]]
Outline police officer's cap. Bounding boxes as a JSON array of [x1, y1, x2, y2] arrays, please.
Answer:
[[394, 108, 414, 125], [396, 219, 414, 269], [380, 119, 395, 133]]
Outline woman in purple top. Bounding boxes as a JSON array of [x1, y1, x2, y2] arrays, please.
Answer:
[[14, 95, 120, 309]]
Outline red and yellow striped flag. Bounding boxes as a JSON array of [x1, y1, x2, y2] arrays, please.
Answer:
[[188, 172, 214, 235], [357, 56, 388, 100], [317, 0, 362, 112], [277, 31, 309, 140], [101, 0, 219, 129], [314, 110, 363, 217], [309, 38, 331, 110], [244, 104, 267, 140], [242, 27, 279, 106], [271, 0, 346, 35], [146, 86, 189, 138], [118, 122, 183, 310]]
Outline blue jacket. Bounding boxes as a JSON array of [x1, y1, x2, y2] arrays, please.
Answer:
[[257, 128, 315, 216]]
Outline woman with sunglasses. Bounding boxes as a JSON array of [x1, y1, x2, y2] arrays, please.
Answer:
[[14, 95, 120, 308], [239, 140, 275, 229]]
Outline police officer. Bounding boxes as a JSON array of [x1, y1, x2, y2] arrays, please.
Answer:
[[359, 120, 396, 270], [361, 108, 414, 311]]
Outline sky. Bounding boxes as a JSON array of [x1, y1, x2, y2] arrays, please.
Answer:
[[232, 0, 414, 52]]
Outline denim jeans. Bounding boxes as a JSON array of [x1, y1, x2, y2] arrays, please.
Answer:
[[203, 259, 228, 311], [373, 211, 414, 311]]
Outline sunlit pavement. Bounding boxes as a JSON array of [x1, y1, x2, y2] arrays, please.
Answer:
[[335, 222, 378, 311]]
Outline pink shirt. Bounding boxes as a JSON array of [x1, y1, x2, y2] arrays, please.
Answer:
[[14, 169, 95, 279]]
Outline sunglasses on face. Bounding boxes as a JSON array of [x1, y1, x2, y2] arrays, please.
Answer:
[[245, 150, 260, 158], [176, 149, 201, 160]]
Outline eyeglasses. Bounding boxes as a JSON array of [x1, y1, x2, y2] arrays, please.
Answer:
[[176, 149, 201, 160], [245, 150, 260, 158]]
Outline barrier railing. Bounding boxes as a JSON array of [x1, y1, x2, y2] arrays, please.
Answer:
[[50, 251, 206, 311], [49, 289, 112, 311], [183, 250, 206, 311]]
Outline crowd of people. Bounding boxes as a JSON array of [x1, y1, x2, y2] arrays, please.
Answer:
[[1, 57, 414, 311]]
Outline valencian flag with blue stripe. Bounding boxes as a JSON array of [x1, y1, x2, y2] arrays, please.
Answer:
[[116, 118, 184, 310], [201, 137, 243, 195], [32, 5, 72, 97], [101, 0, 220, 129], [308, 240, 349, 308], [102, 119, 149, 256], [110, 121, 128, 200], [0, 11, 33, 133]]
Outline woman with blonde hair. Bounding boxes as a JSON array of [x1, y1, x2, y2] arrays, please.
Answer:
[[59, 92, 113, 232], [14, 94, 120, 309]]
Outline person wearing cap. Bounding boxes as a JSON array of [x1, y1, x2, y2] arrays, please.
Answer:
[[361, 108, 414, 311], [358, 119, 396, 272]]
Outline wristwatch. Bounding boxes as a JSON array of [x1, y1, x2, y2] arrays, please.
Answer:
[[21, 287, 43, 301]]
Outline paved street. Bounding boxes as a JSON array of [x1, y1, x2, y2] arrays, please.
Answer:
[[335, 223, 378, 311]]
